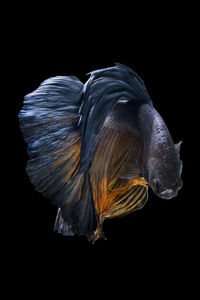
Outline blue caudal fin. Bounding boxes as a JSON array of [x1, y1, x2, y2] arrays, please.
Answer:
[[19, 64, 152, 239], [18, 75, 97, 237]]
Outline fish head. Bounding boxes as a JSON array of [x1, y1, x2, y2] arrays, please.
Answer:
[[150, 141, 183, 200]]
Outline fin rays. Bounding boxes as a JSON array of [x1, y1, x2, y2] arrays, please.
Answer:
[[89, 126, 148, 223]]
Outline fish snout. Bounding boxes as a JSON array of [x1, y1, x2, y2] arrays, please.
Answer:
[[159, 189, 177, 200]]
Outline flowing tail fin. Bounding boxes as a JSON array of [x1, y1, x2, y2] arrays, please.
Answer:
[[18, 76, 97, 237], [19, 64, 151, 241]]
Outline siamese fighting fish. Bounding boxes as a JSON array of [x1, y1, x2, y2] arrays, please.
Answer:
[[18, 63, 183, 242]]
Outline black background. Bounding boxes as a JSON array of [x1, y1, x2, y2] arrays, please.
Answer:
[[9, 4, 197, 296]]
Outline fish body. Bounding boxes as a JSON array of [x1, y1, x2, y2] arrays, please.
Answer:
[[18, 63, 183, 241], [137, 103, 183, 199]]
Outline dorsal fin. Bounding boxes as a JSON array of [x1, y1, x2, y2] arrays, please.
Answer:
[[78, 63, 152, 175]]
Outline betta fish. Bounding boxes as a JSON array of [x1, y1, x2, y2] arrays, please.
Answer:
[[18, 63, 183, 242]]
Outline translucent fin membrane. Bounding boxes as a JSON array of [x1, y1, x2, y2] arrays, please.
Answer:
[[89, 126, 148, 225]]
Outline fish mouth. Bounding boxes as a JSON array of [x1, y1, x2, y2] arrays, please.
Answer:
[[157, 189, 178, 200]]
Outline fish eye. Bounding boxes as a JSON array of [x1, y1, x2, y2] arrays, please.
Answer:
[[152, 178, 161, 193]]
